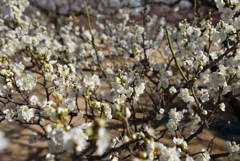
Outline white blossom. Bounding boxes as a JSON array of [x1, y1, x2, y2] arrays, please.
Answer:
[[0, 130, 9, 152], [96, 127, 110, 156]]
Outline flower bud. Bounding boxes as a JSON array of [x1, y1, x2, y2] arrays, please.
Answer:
[[115, 105, 121, 112], [132, 133, 136, 140], [64, 108, 68, 113], [65, 125, 71, 131], [123, 136, 129, 143], [57, 95, 63, 102], [86, 127, 94, 136], [123, 107, 131, 119], [57, 123, 62, 129], [52, 92, 57, 98], [120, 103, 125, 108], [52, 103, 58, 108], [177, 147, 182, 152], [94, 118, 105, 127], [144, 139, 150, 145], [100, 103, 105, 107], [201, 110, 207, 115], [139, 152, 147, 158]]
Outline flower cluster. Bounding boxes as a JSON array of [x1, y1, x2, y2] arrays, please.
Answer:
[[226, 141, 240, 161]]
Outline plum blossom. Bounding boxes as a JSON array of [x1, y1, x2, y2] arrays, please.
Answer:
[[96, 127, 110, 156], [0, 130, 9, 152]]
